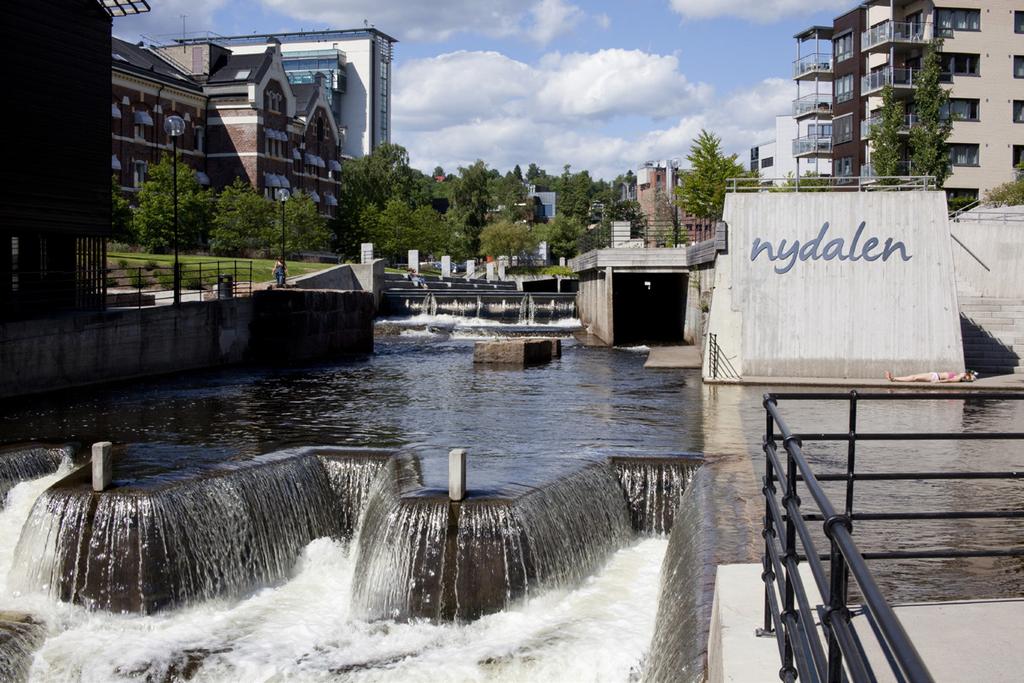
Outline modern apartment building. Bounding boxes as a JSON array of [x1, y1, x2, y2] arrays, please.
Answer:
[[175, 29, 397, 159], [750, 115, 800, 179], [792, 27, 836, 178], [796, 1, 1023, 198]]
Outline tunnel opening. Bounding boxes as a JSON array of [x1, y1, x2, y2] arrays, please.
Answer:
[[612, 272, 687, 345]]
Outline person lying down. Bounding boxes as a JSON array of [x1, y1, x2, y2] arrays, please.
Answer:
[[885, 370, 977, 383]]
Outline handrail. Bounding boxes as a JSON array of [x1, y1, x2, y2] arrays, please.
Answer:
[[760, 391, 1024, 683], [727, 175, 935, 193]]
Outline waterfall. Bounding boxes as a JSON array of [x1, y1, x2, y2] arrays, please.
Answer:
[[1, 443, 76, 507], [612, 456, 702, 535], [316, 450, 391, 539], [0, 613, 44, 683], [10, 453, 340, 613], [644, 466, 714, 683], [517, 295, 538, 325]]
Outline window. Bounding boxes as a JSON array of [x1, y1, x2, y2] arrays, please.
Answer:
[[935, 8, 980, 34], [833, 114, 854, 144], [946, 188, 978, 201], [942, 98, 980, 121], [940, 53, 980, 77], [834, 74, 854, 103], [133, 160, 148, 187], [808, 122, 832, 137], [316, 117, 325, 142], [1016, 11, 1024, 34], [1015, 56, 1024, 79], [1014, 145, 1024, 168], [1014, 101, 1024, 124], [833, 33, 853, 62], [761, 157, 774, 169], [949, 143, 980, 166], [835, 156, 853, 177], [194, 126, 205, 153]]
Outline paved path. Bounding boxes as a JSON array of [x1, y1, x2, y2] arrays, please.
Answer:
[[705, 374, 1024, 391], [644, 345, 702, 369]]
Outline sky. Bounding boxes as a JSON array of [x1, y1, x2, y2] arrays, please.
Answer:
[[112, 0, 851, 180]]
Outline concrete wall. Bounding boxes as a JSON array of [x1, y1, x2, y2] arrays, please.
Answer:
[[950, 210, 1024, 299], [0, 299, 252, 399], [705, 191, 964, 379], [577, 267, 614, 345], [683, 264, 715, 346], [249, 289, 374, 363], [291, 259, 385, 311]]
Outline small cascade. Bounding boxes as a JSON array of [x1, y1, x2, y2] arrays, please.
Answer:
[[10, 453, 340, 613], [612, 455, 702, 535], [0, 443, 76, 507], [644, 466, 714, 683], [316, 450, 391, 538], [517, 294, 537, 325], [0, 612, 44, 683]]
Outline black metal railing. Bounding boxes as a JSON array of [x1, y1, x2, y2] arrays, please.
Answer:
[[761, 391, 1024, 683], [707, 333, 740, 380], [5, 261, 254, 317]]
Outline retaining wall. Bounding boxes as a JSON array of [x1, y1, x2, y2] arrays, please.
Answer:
[[577, 268, 614, 345], [950, 209, 1024, 299]]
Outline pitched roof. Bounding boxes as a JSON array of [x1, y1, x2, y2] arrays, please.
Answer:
[[111, 36, 202, 92], [207, 49, 274, 84]]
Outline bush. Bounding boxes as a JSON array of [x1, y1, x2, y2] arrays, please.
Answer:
[[947, 195, 978, 213], [145, 260, 160, 270], [982, 175, 1024, 207]]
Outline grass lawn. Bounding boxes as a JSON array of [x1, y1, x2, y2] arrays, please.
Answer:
[[108, 252, 333, 285]]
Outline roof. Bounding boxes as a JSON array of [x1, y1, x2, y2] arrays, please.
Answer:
[[111, 37, 202, 92], [207, 49, 273, 84], [793, 25, 834, 40], [290, 82, 320, 114], [175, 27, 399, 47]]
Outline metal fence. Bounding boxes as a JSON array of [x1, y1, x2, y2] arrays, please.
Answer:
[[8, 260, 254, 315], [728, 176, 936, 193], [760, 391, 1024, 683]]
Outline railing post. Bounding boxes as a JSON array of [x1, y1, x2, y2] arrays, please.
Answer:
[[825, 391, 858, 681], [136, 266, 142, 309], [760, 398, 777, 636], [781, 434, 800, 682]]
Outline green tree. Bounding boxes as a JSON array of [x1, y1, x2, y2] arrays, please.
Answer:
[[209, 178, 276, 256], [535, 215, 585, 260], [909, 39, 953, 186], [556, 168, 595, 224], [133, 154, 212, 252], [283, 191, 331, 254], [489, 171, 531, 222], [365, 198, 450, 259], [983, 166, 1024, 206], [449, 160, 493, 254], [512, 164, 524, 182], [111, 175, 134, 243], [478, 220, 538, 258], [432, 165, 445, 178], [868, 84, 906, 182], [676, 130, 747, 220]]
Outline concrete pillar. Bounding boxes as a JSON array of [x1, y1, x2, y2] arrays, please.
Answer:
[[92, 441, 112, 492], [408, 250, 419, 273], [559, 256, 566, 267], [449, 448, 467, 501], [486, 262, 495, 281], [497, 256, 507, 280], [361, 243, 374, 264], [466, 260, 476, 278], [441, 255, 451, 278]]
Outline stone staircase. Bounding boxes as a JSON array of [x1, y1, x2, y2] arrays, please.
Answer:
[[959, 297, 1024, 376]]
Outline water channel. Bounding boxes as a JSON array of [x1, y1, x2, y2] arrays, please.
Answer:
[[1, 317, 1021, 681]]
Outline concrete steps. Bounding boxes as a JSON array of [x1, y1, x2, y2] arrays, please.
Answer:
[[958, 296, 1024, 377]]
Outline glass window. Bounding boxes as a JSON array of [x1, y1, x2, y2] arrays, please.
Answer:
[[835, 74, 854, 103], [835, 156, 853, 177], [1014, 101, 1024, 124], [949, 143, 980, 166], [1014, 145, 1024, 168], [833, 115, 854, 144], [1016, 11, 1024, 33], [940, 53, 980, 76], [942, 98, 980, 121], [1015, 56, 1024, 79], [761, 157, 774, 169], [936, 8, 980, 33], [133, 160, 148, 187], [194, 126, 205, 153], [833, 33, 853, 62]]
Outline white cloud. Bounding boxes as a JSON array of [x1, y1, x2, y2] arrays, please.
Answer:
[[259, 0, 584, 44], [668, 0, 848, 23], [393, 49, 788, 179], [595, 13, 611, 30], [110, 0, 229, 42]]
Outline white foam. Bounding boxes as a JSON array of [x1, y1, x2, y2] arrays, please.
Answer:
[[378, 314, 582, 330]]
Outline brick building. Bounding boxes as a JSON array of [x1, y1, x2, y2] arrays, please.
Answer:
[[112, 37, 342, 216]]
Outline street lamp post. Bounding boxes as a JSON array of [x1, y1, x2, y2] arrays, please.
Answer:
[[164, 115, 186, 306], [276, 188, 290, 285]]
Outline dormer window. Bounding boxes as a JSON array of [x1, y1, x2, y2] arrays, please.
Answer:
[[316, 117, 325, 142]]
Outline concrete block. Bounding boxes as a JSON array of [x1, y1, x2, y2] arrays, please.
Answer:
[[449, 448, 466, 501], [559, 257, 566, 267], [473, 339, 553, 366], [92, 441, 112, 492], [361, 243, 374, 264], [497, 256, 507, 280], [466, 260, 476, 278], [526, 337, 562, 358], [486, 262, 495, 281], [408, 250, 419, 273], [441, 256, 451, 278]]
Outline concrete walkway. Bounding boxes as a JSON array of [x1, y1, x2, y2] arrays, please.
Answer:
[[705, 374, 1024, 391], [644, 345, 702, 369]]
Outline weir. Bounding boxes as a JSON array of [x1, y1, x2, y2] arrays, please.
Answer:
[[0, 443, 77, 508], [9, 446, 702, 621], [382, 291, 579, 323]]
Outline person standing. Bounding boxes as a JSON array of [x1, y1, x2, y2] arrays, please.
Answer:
[[274, 259, 287, 287]]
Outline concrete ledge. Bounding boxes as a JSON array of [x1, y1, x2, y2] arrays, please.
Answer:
[[704, 375, 1024, 390], [473, 339, 554, 366], [645, 346, 702, 369]]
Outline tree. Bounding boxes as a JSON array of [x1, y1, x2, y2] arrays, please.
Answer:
[[133, 153, 212, 252], [111, 175, 134, 243], [283, 191, 331, 253], [676, 129, 747, 220], [489, 171, 531, 222], [209, 178, 276, 256], [556, 168, 595, 224], [909, 39, 953, 186], [478, 220, 538, 259], [449, 160, 493, 254], [983, 167, 1024, 206], [868, 84, 906, 182], [512, 164, 523, 182], [432, 166, 445, 178], [364, 198, 450, 259], [534, 215, 585, 261], [526, 163, 543, 183]]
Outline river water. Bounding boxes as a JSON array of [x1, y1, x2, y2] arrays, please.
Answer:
[[1, 322, 1022, 681]]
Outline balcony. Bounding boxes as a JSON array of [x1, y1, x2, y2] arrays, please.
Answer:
[[861, 21, 931, 53], [793, 134, 832, 157], [793, 93, 833, 119], [861, 114, 919, 139], [793, 53, 833, 81], [861, 67, 919, 96]]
